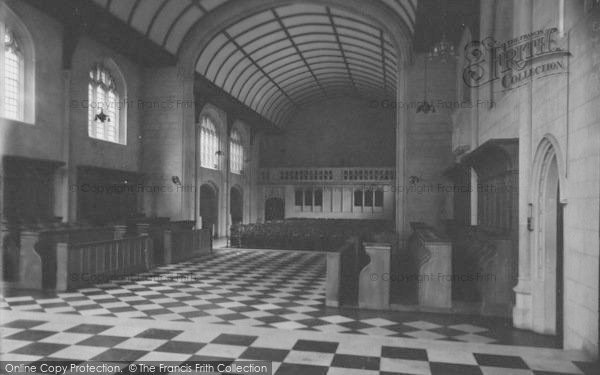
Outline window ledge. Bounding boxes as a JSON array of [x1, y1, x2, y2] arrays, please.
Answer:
[[0, 117, 34, 126], [88, 136, 127, 146]]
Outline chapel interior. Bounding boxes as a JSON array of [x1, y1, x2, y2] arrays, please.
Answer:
[[0, 0, 599, 373]]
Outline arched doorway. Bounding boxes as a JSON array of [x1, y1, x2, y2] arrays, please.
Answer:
[[230, 186, 243, 225], [532, 140, 564, 337], [265, 197, 284, 221], [200, 183, 218, 238]]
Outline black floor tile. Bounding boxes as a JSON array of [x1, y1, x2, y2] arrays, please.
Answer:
[[381, 346, 428, 361], [275, 363, 328, 375], [155, 340, 205, 354], [135, 328, 183, 340], [239, 347, 289, 362], [6, 330, 56, 341], [474, 353, 529, 369], [12, 342, 68, 356], [429, 362, 483, 375], [90, 348, 147, 362], [76, 335, 128, 347], [211, 333, 258, 346], [331, 353, 380, 370], [2, 319, 46, 329], [65, 324, 111, 334], [292, 339, 338, 353]]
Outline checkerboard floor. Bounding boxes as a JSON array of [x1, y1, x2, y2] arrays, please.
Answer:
[[1, 310, 597, 375], [0, 249, 558, 347]]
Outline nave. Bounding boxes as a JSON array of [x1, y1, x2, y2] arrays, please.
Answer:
[[2, 247, 597, 374]]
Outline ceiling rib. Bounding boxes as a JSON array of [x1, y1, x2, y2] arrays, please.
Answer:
[[326, 7, 357, 93], [225, 30, 296, 106], [162, 2, 196, 47], [271, 10, 329, 98], [145, 0, 169, 37]]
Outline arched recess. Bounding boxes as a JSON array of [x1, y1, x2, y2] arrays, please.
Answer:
[[176, 0, 413, 233], [200, 182, 219, 237], [0, 1, 36, 124], [178, 0, 412, 75], [529, 136, 566, 336], [230, 184, 243, 225]]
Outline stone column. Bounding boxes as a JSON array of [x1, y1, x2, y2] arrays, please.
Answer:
[[395, 63, 409, 242], [512, 0, 534, 331]]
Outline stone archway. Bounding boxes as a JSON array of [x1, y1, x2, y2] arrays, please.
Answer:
[[531, 138, 565, 336], [176, 0, 413, 236]]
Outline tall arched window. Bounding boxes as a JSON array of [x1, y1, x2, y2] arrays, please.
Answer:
[[88, 63, 122, 143], [201, 116, 220, 169], [230, 129, 244, 174], [1, 23, 24, 121]]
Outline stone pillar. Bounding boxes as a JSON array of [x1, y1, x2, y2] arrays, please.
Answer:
[[395, 63, 409, 242], [358, 242, 391, 310], [512, 0, 534, 331], [18, 231, 42, 290]]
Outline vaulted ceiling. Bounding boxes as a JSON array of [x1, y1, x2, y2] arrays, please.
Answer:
[[91, 0, 417, 126]]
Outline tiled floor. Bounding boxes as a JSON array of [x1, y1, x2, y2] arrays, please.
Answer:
[[1, 249, 559, 347], [1, 310, 597, 375]]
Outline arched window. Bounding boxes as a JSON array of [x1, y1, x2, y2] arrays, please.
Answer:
[[230, 129, 244, 174], [201, 116, 220, 169], [1, 23, 24, 121], [88, 63, 123, 143]]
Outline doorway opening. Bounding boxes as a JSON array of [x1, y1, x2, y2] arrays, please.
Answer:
[[230, 186, 243, 226], [200, 183, 218, 238], [265, 197, 284, 221]]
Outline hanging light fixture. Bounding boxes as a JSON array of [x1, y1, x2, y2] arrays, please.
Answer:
[[429, 33, 455, 63], [416, 56, 435, 114], [94, 109, 110, 123], [428, 0, 456, 63]]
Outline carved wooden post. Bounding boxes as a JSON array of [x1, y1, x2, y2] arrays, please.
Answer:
[[163, 229, 173, 264], [417, 234, 452, 309], [18, 230, 43, 290], [55, 243, 69, 292], [358, 242, 391, 310], [326, 251, 342, 307], [136, 223, 152, 269]]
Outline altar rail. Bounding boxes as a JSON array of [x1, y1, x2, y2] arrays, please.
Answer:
[[8, 219, 212, 290], [164, 228, 212, 264], [56, 236, 151, 291]]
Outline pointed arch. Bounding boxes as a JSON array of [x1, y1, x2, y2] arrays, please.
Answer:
[[0, 2, 35, 123]]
